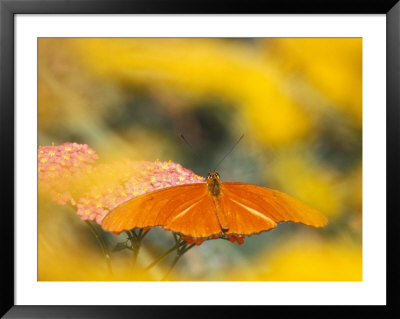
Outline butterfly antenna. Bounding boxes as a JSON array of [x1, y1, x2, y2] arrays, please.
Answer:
[[214, 134, 244, 171], [179, 133, 202, 160]]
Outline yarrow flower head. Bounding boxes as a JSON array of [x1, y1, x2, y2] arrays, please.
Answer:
[[38, 143, 245, 244], [38, 142, 99, 205]]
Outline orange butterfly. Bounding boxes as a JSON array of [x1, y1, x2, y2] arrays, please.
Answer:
[[102, 171, 328, 239]]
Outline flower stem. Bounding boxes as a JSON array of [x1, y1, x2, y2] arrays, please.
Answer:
[[126, 231, 138, 267], [162, 241, 196, 281], [127, 228, 150, 268], [144, 240, 186, 271], [162, 255, 181, 281], [84, 220, 112, 275], [140, 229, 150, 241]]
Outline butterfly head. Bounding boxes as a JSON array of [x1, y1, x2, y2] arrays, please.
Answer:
[[207, 171, 220, 181]]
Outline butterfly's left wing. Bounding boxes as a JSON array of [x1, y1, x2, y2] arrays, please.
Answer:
[[219, 182, 328, 236], [102, 183, 222, 238]]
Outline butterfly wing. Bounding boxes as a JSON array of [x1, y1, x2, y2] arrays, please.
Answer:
[[102, 180, 327, 238], [219, 182, 328, 236], [102, 183, 222, 237]]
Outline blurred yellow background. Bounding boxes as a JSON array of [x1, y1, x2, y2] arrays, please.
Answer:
[[38, 38, 362, 281]]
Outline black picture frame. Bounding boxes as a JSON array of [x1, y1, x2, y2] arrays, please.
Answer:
[[1, 0, 399, 318]]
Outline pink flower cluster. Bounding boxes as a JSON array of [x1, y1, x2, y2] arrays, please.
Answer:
[[38, 142, 245, 244], [75, 159, 205, 225], [38, 142, 99, 205]]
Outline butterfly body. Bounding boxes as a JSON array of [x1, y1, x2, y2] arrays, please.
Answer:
[[206, 171, 229, 232], [102, 171, 328, 239]]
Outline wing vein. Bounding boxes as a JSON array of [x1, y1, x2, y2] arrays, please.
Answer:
[[169, 198, 203, 223], [230, 198, 276, 225]]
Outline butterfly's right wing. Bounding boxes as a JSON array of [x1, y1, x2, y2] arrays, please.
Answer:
[[220, 182, 327, 236], [102, 183, 222, 238]]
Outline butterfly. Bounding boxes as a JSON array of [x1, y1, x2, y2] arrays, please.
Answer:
[[102, 170, 328, 239]]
